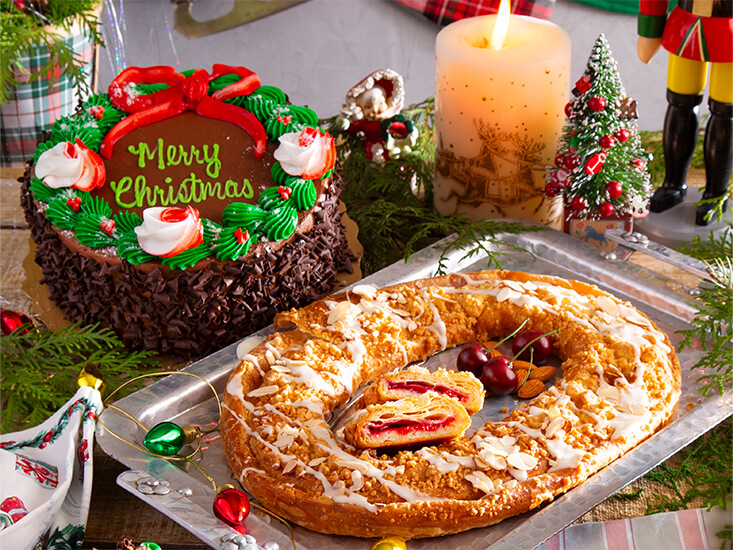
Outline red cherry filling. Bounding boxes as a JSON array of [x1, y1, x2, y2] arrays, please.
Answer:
[[386, 380, 467, 402], [366, 415, 455, 436]]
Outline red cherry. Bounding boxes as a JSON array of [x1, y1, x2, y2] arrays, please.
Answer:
[[600, 202, 615, 217], [588, 96, 606, 112], [1, 310, 31, 336], [614, 128, 630, 143], [456, 342, 490, 378], [512, 330, 553, 364], [599, 135, 615, 149], [213, 488, 250, 526], [571, 196, 587, 212], [606, 180, 623, 199], [480, 356, 518, 395], [563, 155, 579, 170], [545, 183, 559, 197]]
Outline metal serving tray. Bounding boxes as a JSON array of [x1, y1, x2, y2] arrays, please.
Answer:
[[97, 223, 732, 550]]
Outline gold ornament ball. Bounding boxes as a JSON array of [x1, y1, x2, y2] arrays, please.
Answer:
[[370, 536, 407, 550]]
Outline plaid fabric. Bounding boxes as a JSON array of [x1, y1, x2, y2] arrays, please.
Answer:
[[395, 0, 554, 25], [0, 30, 96, 166]]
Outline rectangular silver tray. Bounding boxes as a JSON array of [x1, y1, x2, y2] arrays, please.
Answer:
[[97, 224, 732, 550]]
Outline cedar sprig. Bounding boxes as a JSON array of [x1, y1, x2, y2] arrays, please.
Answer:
[[0, 322, 158, 432], [1, 0, 104, 104], [677, 254, 733, 397], [644, 420, 732, 514], [678, 227, 732, 262]]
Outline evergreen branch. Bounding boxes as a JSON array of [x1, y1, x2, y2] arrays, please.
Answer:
[[644, 420, 732, 514], [677, 254, 733, 396], [0, 322, 159, 433]]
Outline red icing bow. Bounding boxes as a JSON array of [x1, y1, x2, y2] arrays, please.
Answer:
[[100, 65, 266, 160]]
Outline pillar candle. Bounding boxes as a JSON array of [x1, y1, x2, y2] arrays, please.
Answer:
[[434, 14, 571, 229]]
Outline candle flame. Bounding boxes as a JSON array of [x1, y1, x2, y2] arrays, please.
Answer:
[[490, 0, 511, 50]]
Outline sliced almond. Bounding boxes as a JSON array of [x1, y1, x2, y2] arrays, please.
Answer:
[[517, 379, 544, 399], [529, 366, 557, 382]]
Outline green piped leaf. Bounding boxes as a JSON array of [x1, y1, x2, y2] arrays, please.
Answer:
[[117, 232, 155, 265], [263, 203, 298, 241], [290, 180, 317, 210], [29, 176, 64, 203], [202, 218, 222, 241], [288, 105, 319, 128], [162, 244, 211, 270], [75, 216, 117, 247], [80, 195, 113, 220], [270, 163, 300, 187], [49, 116, 103, 152], [259, 187, 287, 211], [222, 202, 267, 230], [114, 211, 143, 234], [81, 94, 124, 134], [212, 226, 257, 261], [45, 196, 81, 230]]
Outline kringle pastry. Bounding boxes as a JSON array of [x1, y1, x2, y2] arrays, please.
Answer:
[[221, 271, 681, 539], [344, 393, 472, 449], [361, 366, 485, 415]]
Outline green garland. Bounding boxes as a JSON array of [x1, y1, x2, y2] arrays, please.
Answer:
[[322, 98, 543, 276], [0, 322, 158, 433]]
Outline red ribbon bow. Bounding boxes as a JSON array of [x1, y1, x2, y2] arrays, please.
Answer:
[[100, 64, 267, 160]]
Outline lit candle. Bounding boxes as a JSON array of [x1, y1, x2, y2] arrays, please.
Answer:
[[434, 9, 571, 229]]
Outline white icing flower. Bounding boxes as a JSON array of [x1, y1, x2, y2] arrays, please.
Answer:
[[273, 127, 335, 180], [135, 206, 203, 258], [35, 140, 105, 191]]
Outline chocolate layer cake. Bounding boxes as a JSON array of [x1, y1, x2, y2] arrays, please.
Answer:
[[21, 65, 353, 358]]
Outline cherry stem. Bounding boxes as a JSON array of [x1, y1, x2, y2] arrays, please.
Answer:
[[510, 328, 560, 369], [482, 318, 530, 354]]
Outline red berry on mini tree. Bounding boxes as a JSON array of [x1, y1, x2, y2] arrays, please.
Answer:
[[588, 96, 606, 112], [571, 196, 587, 211], [564, 155, 579, 170], [599, 202, 615, 216], [554, 154, 565, 168], [614, 128, 630, 142], [599, 135, 615, 149], [545, 183, 559, 197], [607, 180, 623, 199]]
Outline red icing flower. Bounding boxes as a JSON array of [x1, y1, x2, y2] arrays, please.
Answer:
[[35, 139, 105, 192], [274, 127, 336, 180], [135, 206, 204, 258]]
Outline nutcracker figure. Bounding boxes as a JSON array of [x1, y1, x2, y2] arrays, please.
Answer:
[[637, 0, 732, 225]]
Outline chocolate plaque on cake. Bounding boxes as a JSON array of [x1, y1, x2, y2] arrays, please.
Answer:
[[98, 112, 278, 224]]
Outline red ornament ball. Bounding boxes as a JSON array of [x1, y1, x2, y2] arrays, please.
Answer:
[[588, 96, 607, 112], [564, 102, 573, 117], [1, 310, 31, 336], [599, 135, 615, 149], [554, 154, 565, 168], [545, 183, 559, 197], [564, 155, 580, 170], [606, 180, 623, 199], [213, 488, 250, 527], [614, 128, 630, 143], [599, 202, 615, 217], [570, 196, 587, 211]]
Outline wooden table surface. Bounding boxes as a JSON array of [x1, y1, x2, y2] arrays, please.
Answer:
[[0, 166, 707, 549]]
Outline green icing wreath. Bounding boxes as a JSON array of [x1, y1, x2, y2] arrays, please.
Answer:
[[31, 71, 331, 270]]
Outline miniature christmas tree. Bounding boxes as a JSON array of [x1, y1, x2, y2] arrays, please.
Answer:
[[546, 34, 651, 220]]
